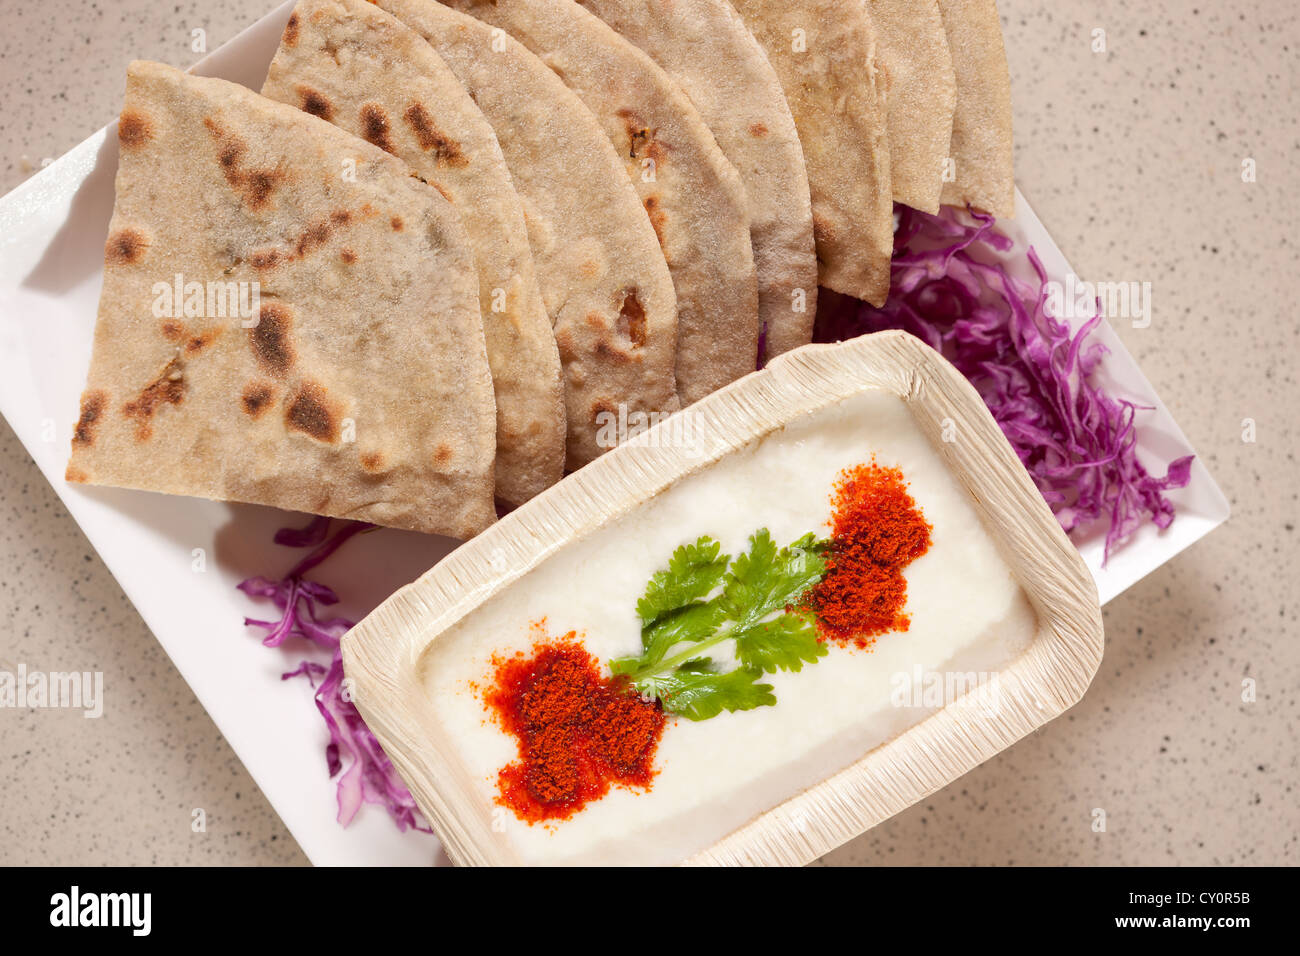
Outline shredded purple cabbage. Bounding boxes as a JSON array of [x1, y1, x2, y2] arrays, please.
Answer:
[[239, 516, 432, 834], [814, 204, 1193, 564]]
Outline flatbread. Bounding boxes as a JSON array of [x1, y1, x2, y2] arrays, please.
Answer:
[[376, 0, 679, 468], [261, 0, 565, 506], [577, 0, 819, 362], [936, 0, 1015, 217], [729, 0, 895, 306], [442, 0, 758, 406], [67, 61, 498, 538], [870, 0, 956, 214]]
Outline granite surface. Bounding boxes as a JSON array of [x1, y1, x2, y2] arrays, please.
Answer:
[[1, 0, 1295, 866]]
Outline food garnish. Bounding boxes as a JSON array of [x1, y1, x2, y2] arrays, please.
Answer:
[[802, 459, 933, 649], [484, 634, 665, 824], [609, 530, 829, 720], [480, 460, 934, 822]]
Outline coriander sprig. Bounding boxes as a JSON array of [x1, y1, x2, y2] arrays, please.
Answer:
[[610, 530, 829, 720]]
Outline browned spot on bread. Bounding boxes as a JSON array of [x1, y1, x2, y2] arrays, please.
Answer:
[[617, 289, 647, 348], [430, 181, 453, 203], [584, 312, 632, 365], [590, 399, 618, 426], [748, 122, 769, 137], [360, 103, 395, 154], [433, 443, 453, 466], [285, 381, 340, 443], [295, 219, 332, 257], [283, 11, 300, 46], [249, 211, 353, 269], [390, 215, 404, 231], [616, 108, 667, 165], [340, 248, 357, 264], [241, 382, 274, 419], [105, 229, 148, 265], [118, 111, 153, 149], [123, 357, 186, 441], [578, 259, 602, 279], [594, 338, 630, 365], [643, 195, 667, 247], [812, 213, 835, 249], [553, 325, 577, 361], [242, 170, 280, 209], [204, 118, 285, 210], [249, 247, 282, 270], [403, 104, 468, 167], [72, 390, 107, 447], [360, 451, 385, 472], [297, 85, 333, 121], [360, 202, 377, 218], [185, 329, 221, 354], [216, 138, 240, 172], [249, 304, 295, 376], [160, 320, 186, 342], [64, 466, 90, 483]]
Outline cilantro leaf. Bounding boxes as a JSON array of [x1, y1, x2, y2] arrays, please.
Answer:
[[613, 528, 830, 721], [639, 599, 727, 665], [734, 609, 828, 674], [636, 536, 729, 626], [635, 666, 775, 721], [723, 531, 827, 630]]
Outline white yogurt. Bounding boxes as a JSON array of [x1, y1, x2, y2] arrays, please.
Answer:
[[420, 388, 1037, 864]]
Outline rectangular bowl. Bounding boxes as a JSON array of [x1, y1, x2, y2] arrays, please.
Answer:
[[343, 329, 1106, 866]]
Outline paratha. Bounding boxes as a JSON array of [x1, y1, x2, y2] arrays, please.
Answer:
[[576, 0, 818, 362], [261, 0, 565, 506], [376, 0, 679, 468], [67, 61, 497, 538], [870, 0, 956, 214], [936, 0, 1015, 217], [442, 0, 758, 406], [728, 0, 895, 306]]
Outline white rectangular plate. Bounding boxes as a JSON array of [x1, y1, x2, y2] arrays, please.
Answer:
[[0, 0, 1227, 865]]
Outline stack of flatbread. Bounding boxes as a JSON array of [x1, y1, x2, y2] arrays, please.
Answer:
[[68, 0, 1015, 538]]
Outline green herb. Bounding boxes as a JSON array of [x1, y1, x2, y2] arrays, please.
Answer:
[[611, 530, 829, 720]]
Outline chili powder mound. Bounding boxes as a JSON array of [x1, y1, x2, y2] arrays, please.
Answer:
[[484, 634, 665, 824], [803, 459, 932, 649]]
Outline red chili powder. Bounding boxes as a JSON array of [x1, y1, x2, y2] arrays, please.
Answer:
[[484, 633, 665, 824], [803, 459, 933, 649]]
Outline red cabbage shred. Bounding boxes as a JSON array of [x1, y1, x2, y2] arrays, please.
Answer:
[[239, 516, 431, 835], [814, 204, 1193, 564]]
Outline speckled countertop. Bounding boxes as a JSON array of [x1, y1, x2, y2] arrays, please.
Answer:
[[1, 1, 1295, 866]]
